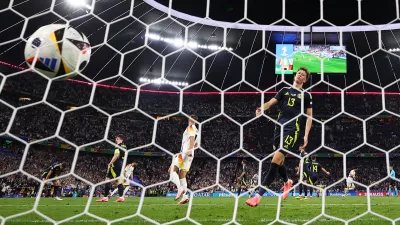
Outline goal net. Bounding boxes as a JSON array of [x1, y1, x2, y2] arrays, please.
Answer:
[[0, 0, 399, 224]]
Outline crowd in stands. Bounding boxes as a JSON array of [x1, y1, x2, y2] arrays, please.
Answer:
[[0, 75, 399, 197]]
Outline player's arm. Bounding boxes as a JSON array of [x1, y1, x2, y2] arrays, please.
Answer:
[[44, 169, 53, 181], [108, 150, 120, 169], [300, 92, 313, 150], [300, 107, 313, 150], [188, 136, 195, 156], [238, 171, 246, 180], [321, 167, 330, 176], [256, 98, 278, 116]]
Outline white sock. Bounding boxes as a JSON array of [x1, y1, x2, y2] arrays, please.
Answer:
[[179, 178, 187, 192], [123, 186, 130, 197], [170, 172, 180, 188], [110, 188, 118, 196]]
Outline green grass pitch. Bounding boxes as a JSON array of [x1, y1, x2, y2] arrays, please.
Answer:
[[1, 197, 399, 225], [293, 52, 347, 73]]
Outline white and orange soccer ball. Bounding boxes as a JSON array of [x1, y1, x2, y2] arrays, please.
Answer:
[[24, 24, 91, 78]]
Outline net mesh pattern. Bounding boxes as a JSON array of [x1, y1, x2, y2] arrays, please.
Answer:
[[0, 0, 399, 224]]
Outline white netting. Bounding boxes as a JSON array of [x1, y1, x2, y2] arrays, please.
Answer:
[[0, 0, 400, 224]]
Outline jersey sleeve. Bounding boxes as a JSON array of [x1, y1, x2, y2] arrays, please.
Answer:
[[188, 125, 197, 137], [273, 88, 286, 102], [305, 92, 312, 109], [114, 149, 120, 155]]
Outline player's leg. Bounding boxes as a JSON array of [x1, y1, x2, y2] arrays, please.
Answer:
[[246, 132, 296, 207], [307, 176, 317, 199], [249, 185, 254, 198], [97, 168, 114, 202], [246, 151, 286, 207], [177, 169, 189, 204], [121, 177, 132, 197], [296, 183, 303, 199], [237, 181, 242, 196], [110, 186, 118, 197], [303, 183, 308, 199], [169, 155, 182, 189], [54, 179, 63, 200], [123, 185, 130, 197], [178, 155, 193, 204], [113, 165, 125, 202]]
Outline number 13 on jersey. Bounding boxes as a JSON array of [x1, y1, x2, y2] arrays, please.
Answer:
[[287, 97, 295, 106]]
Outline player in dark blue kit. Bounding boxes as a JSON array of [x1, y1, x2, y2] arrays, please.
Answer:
[[97, 135, 127, 203], [247, 67, 313, 207], [237, 160, 248, 196], [307, 155, 330, 197], [41, 162, 66, 200], [296, 148, 311, 200]]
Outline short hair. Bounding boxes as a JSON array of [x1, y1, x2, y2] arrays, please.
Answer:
[[190, 114, 198, 121], [242, 159, 247, 164], [298, 67, 311, 81], [311, 155, 317, 160], [116, 135, 125, 141]]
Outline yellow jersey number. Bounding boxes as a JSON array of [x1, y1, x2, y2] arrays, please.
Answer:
[[287, 97, 296, 106]]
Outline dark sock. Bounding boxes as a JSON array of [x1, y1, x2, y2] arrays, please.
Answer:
[[299, 184, 303, 196], [304, 186, 308, 197], [258, 163, 279, 196], [54, 186, 58, 197], [118, 184, 124, 197], [105, 183, 111, 197], [278, 165, 288, 183], [237, 187, 241, 196], [310, 188, 314, 197], [56, 186, 61, 197]]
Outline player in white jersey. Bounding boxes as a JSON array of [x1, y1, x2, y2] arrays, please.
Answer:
[[109, 161, 137, 198], [168, 115, 198, 205], [343, 168, 358, 196], [248, 174, 259, 198]]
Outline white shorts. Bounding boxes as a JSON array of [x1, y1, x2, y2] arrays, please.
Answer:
[[173, 153, 193, 172], [346, 177, 355, 189]]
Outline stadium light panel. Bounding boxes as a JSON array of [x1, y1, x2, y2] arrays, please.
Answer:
[[67, 0, 92, 9], [145, 33, 234, 51]]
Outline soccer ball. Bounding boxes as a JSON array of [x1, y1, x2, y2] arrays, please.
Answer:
[[24, 24, 91, 78]]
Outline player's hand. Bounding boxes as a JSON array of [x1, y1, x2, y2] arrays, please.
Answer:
[[188, 150, 193, 157], [327, 172, 331, 176], [256, 107, 262, 116], [43, 179, 48, 183], [300, 136, 308, 150]]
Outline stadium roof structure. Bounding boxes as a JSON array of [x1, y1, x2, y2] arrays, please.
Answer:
[[0, 0, 400, 91]]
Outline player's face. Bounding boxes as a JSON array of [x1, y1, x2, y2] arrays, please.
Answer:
[[295, 70, 307, 84], [115, 137, 122, 143]]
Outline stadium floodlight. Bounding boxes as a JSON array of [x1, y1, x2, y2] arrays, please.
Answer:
[[67, 0, 92, 10], [138, 78, 189, 87], [145, 33, 234, 51], [188, 41, 198, 48]]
